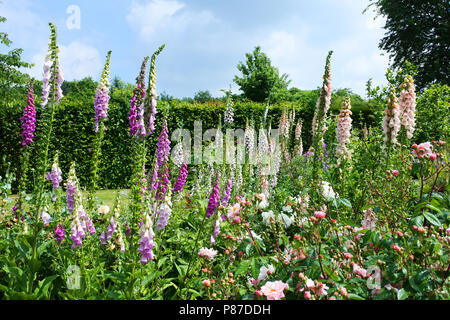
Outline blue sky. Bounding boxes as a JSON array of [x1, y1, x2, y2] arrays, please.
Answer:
[[1, 0, 390, 98]]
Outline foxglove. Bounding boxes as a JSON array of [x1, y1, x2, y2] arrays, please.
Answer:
[[206, 173, 221, 218], [174, 163, 188, 193], [20, 81, 36, 146], [336, 96, 353, 162], [383, 86, 401, 148], [94, 51, 112, 133], [129, 57, 148, 137], [399, 75, 416, 139], [138, 213, 155, 264]]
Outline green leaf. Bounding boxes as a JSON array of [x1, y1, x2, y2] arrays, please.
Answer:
[[340, 198, 352, 208], [245, 243, 252, 256], [175, 263, 188, 276], [412, 215, 424, 227], [37, 240, 52, 257], [423, 211, 441, 227], [36, 275, 58, 299], [425, 204, 442, 213], [324, 266, 339, 282], [157, 257, 168, 269], [14, 240, 31, 259], [235, 260, 250, 276], [397, 288, 409, 300], [348, 293, 365, 300], [251, 259, 259, 280]]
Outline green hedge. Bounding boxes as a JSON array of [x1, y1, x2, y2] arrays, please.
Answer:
[[1, 84, 380, 192]]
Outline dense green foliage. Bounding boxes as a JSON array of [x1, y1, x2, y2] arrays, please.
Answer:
[[234, 46, 291, 102], [0, 16, 449, 302], [415, 84, 450, 142], [1, 78, 385, 192], [0, 103, 448, 300], [0, 16, 33, 106], [366, 0, 450, 90]]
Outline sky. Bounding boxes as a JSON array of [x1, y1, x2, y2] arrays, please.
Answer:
[[1, 0, 390, 99]]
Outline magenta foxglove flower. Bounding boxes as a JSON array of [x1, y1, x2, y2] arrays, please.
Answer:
[[206, 174, 221, 218], [156, 165, 170, 201], [151, 163, 159, 191], [221, 178, 233, 207], [55, 224, 65, 244], [156, 120, 170, 167], [20, 82, 36, 146], [173, 163, 188, 193], [155, 120, 171, 200], [136, 103, 146, 136], [129, 57, 148, 137], [129, 87, 139, 136]]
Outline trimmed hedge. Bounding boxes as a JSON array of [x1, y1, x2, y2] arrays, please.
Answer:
[[1, 84, 378, 192]]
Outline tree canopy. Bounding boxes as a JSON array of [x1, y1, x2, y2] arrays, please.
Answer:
[[0, 16, 33, 106], [366, 0, 450, 91], [234, 46, 290, 102]]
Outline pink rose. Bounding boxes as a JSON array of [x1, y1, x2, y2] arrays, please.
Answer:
[[260, 281, 289, 300]]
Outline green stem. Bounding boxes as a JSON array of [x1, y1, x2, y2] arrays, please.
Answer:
[[182, 212, 208, 299], [88, 122, 105, 212]]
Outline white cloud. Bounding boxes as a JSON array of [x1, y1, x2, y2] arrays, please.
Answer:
[[265, 31, 297, 61], [1, 0, 47, 47], [126, 0, 218, 41], [2, 0, 103, 82], [261, 29, 324, 90], [30, 41, 102, 81], [126, 0, 185, 38]]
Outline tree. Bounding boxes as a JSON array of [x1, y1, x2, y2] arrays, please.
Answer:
[[159, 91, 174, 101], [366, 0, 449, 91], [193, 90, 213, 103], [0, 16, 33, 106], [234, 46, 290, 102]]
